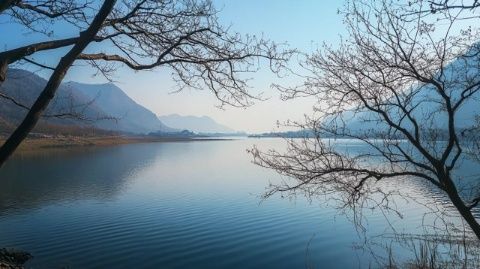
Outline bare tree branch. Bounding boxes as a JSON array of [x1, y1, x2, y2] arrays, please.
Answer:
[[0, 0, 117, 166], [254, 0, 480, 240], [0, 0, 292, 166]]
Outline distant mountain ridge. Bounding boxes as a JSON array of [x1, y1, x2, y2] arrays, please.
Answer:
[[158, 114, 236, 134], [329, 44, 480, 135], [65, 81, 175, 134], [0, 69, 175, 134]]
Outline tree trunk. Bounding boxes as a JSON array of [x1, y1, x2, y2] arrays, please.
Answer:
[[0, 0, 15, 14], [449, 193, 480, 240], [0, 59, 8, 82], [0, 0, 116, 168], [443, 176, 480, 240]]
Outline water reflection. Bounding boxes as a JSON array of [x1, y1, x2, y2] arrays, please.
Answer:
[[0, 139, 476, 269], [0, 144, 159, 215]]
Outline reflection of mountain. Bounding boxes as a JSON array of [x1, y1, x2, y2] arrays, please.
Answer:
[[0, 144, 158, 215]]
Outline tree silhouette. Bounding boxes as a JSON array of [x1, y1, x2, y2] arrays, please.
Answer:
[[0, 0, 291, 167], [251, 0, 480, 240]]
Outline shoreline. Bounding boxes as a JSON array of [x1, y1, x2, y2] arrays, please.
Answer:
[[0, 135, 233, 153]]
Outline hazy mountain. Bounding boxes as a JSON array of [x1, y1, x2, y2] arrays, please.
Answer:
[[158, 114, 236, 134], [333, 45, 480, 134], [0, 69, 174, 134], [0, 69, 108, 127], [65, 82, 175, 134]]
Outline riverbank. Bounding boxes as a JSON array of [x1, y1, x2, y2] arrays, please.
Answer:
[[0, 135, 229, 153]]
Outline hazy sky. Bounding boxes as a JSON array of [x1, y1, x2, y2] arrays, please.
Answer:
[[2, 1, 346, 133]]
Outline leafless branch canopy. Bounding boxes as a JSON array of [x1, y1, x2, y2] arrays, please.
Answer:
[[425, 0, 479, 13], [252, 0, 480, 239], [1, 0, 293, 107], [0, 0, 292, 168]]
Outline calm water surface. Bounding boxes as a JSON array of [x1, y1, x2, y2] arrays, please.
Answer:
[[0, 139, 462, 268]]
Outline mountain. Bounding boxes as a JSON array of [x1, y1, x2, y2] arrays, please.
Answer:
[[332, 44, 480, 135], [0, 69, 107, 128], [65, 82, 175, 134], [0, 69, 175, 135], [158, 114, 236, 134]]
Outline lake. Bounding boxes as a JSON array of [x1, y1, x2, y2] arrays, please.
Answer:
[[0, 138, 467, 268]]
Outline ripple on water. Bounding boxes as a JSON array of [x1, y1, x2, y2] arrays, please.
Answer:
[[0, 139, 471, 269]]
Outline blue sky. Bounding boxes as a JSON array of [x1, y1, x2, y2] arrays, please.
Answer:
[[1, 1, 346, 133]]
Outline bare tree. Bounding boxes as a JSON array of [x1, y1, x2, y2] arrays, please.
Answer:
[[0, 0, 291, 167], [424, 0, 480, 13], [251, 0, 480, 240]]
